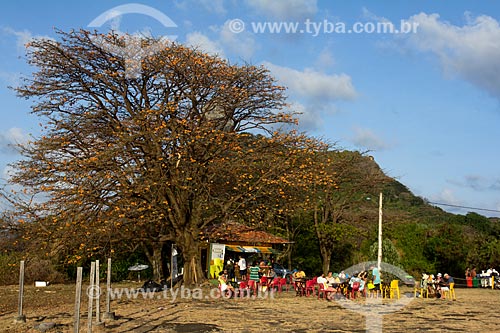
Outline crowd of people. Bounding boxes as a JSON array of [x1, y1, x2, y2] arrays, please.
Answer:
[[465, 266, 499, 288], [217, 256, 498, 299], [418, 272, 454, 299], [217, 256, 283, 295], [291, 264, 383, 300]]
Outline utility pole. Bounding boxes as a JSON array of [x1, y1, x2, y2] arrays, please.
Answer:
[[377, 192, 383, 270]]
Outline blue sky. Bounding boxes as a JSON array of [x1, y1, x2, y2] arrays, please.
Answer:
[[1, 0, 500, 217]]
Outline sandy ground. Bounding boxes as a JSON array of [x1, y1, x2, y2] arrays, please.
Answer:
[[0, 282, 499, 332]]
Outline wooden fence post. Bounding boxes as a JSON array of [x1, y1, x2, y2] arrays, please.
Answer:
[[87, 261, 95, 333], [73, 267, 83, 333], [104, 258, 116, 320], [15, 260, 26, 323], [95, 260, 101, 324]]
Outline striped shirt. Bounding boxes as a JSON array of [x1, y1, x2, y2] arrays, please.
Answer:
[[249, 266, 260, 281]]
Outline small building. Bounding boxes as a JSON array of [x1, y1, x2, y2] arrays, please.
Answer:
[[201, 221, 291, 278]]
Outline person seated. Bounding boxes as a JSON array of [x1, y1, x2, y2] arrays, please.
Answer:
[[426, 274, 436, 297], [418, 273, 429, 297], [292, 269, 306, 295], [434, 273, 445, 297], [439, 273, 454, 296], [218, 271, 234, 296], [319, 276, 336, 300], [348, 273, 362, 297], [293, 270, 306, 279], [317, 273, 327, 285], [326, 272, 338, 288]]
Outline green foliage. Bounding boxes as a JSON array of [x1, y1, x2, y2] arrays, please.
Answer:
[[290, 225, 322, 276], [423, 223, 468, 277], [0, 253, 20, 285], [369, 239, 400, 266], [0, 254, 66, 285]]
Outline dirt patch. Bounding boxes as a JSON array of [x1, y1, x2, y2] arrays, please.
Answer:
[[0, 282, 498, 332]]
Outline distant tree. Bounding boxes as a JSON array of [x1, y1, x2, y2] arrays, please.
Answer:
[[308, 151, 388, 274], [369, 238, 400, 266]]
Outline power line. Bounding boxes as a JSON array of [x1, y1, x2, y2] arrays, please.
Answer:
[[428, 201, 500, 214]]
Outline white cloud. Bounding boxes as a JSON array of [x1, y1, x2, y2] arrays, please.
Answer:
[[200, 0, 226, 15], [350, 127, 390, 151], [175, 0, 226, 14], [220, 20, 257, 59], [361, 7, 393, 26], [2, 27, 54, 51], [2, 164, 16, 180], [286, 101, 323, 130], [398, 12, 500, 99], [315, 48, 335, 70], [245, 0, 317, 20], [0, 71, 21, 87], [430, 188, 462, 207], [185, 22, 258, 60], [262, 62, 357, 101], [185, 32, 226, 57], [0, 127, 28, 154], [449, 174, 500, 192], [260, 62, 356, 131]]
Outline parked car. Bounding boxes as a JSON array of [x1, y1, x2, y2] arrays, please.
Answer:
[[272, 263, 294, 279]]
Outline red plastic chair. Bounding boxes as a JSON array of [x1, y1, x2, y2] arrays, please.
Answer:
[[271, 278, 281, 292], [238, 281, 249, 297], [350, 281, 360, 299], [305, 280, 317, 296], [260, 276, 269, 292], [318, 283, 334, 300], [279, 277, 289, 292], [247, 280, 258, 295]]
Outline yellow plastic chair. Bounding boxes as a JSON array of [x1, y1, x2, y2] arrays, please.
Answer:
[[382, 283, 390, 299], [414, 279, 429, 298], [389, 280, 400, 299], [443, 282, 456, 300], [367, 281, 377, 298], [414, 284, 427, 298]]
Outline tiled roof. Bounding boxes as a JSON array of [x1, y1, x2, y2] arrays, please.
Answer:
[[202, 221, 290, 244]]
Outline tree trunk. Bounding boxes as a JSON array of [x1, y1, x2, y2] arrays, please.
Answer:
[[320, 246, 332, 275], [180, 233, 205, 286], [313, 206, 332, 274], [143, 241, 165, 281]]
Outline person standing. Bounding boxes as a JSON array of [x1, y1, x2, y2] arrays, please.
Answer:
[[465, 267, 473, 287], [371, 265, 381, 298], [224, 260, 233, 281], [238, 255, 247, 281], [249, 261, 261, 283]]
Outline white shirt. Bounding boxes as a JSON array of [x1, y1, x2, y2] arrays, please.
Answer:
[[317, 276, 327, 285], [238, 258, 246, 270]]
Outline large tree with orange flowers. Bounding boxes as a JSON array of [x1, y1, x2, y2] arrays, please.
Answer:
[[5, 30, 309, 284]]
